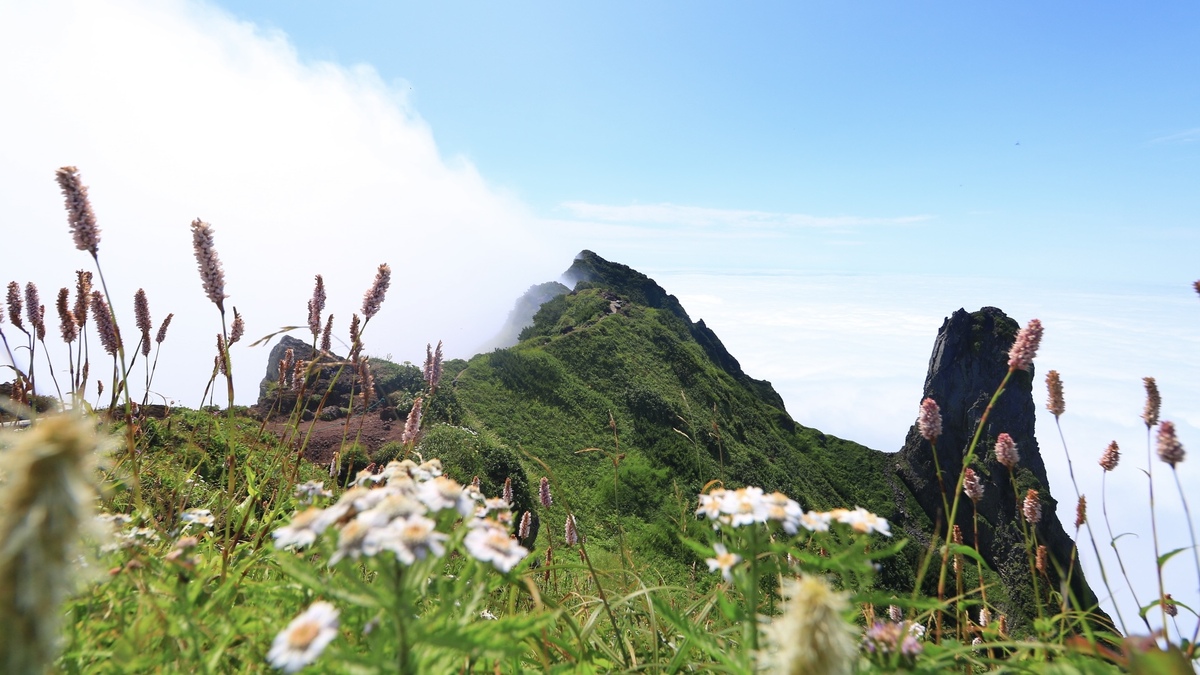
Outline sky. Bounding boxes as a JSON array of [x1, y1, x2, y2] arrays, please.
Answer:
[[1, 0, 1198, 639]]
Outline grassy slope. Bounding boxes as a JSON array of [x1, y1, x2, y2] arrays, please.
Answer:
[[450, 287, 929, 589]]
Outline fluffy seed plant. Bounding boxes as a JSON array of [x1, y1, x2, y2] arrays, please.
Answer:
[[0, 411, 108, 674], [759, 574, 858, 675]]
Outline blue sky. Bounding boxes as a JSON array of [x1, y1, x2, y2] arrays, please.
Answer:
[[1, 0, 1197, 634], [215, 1, 1200, 281]]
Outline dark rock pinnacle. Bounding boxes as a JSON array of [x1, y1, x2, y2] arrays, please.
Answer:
[[895, 307, 1110, 633]]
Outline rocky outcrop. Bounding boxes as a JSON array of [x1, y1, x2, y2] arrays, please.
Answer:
[[895, 307, 1109, 631], [255, 335, 364, 419]]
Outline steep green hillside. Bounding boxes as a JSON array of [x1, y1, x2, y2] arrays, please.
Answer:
[[441, 252, 929, 589]]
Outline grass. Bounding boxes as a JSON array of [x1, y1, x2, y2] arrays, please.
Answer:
[[0, 166, 1197, 673]]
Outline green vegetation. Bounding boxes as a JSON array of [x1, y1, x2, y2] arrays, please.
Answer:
[[1, 169, 1194, 673]]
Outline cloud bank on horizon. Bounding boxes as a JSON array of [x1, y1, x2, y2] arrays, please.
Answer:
[[1, 0, 564, 406]]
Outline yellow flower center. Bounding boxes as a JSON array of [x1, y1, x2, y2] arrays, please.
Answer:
[[288, 621, 320, 649]]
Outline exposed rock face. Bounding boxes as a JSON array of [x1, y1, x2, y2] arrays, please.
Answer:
[[895, 307, 1108, 631], [255, 335, 363, 419]]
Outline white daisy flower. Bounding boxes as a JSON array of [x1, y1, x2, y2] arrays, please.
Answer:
[[720, 487, 768, 527], [696, 490, 725, 520], [329, 517, 380, 565], [798, 510, 832, 532], [273, 508, 328, 550], [294, 480, 333, 504], [463, 520, 528, 573], [412, 459, 443, 482], [389, 514, 447, 565], [836, 507, 891, 536], [362, 493, 426, 522], [181, 508, 215, 529], [706, 543, 741, 581], [763, 491, 803, 534], [267, 601, 339, 673], [418, 476, 470, 514]]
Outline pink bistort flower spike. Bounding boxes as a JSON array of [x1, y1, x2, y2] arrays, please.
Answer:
[[1007, 318, 1043, 372], [1023, 489, 1042, 525], [56, 166, 100, 255], [1156, 421, 1185, 467], [917, 398, 942, 441], [995, 433, 1019, 470], [1142, 377, 1161, 427]]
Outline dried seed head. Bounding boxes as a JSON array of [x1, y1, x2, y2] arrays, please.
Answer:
[[73, 271, 91, 327], [56, 288, 77, 344], [995, 433, 1019, 470], [539, 477, 553, 508], [55, 166, 100, 255], [358, 357, 375, 405], [292, 360, 307, 392], [518, 511, 531, 540], [952, 524, 963, 545], [348, 314, 361, 359], [565, 514, 578, 546], [401, 397, 422, 445], [1036, 545, 1048, 574], [1142, 377, 1161, 427], [1156, 421, 1185, 468], [229, 308, 244, 345], [361, 264, 391, 320], [155, 313, 174, 344], [320, 314, 333, 353], [280, 348, 295, 389], [190, 219, 226, 310], [963, 468, 984, 504], [1099, 441, 1120, 472], [502, 477, 513, 505], [979, 607, 991, 628], [215, 335, 228, 376], [1074, 495, 1086, 529], [997, 614, 1008, 636], [307, 275, 325, 337], [90, 291, 120, 356], [917, 398, 942, 441], [1023, 489, 1042, 525], [1045, 370, 1064, 417], [7, 282, 24, 330], [34, 305, 46, 342], [1007, 318, 1043, 372]]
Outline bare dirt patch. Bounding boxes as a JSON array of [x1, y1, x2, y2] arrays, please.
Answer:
[[264, 414, 403, 466]]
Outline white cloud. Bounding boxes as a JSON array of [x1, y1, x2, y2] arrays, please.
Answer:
[[1149, 127, 1200, 144], [0, 0, 565, 406], [561, 201, 932, 230]]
